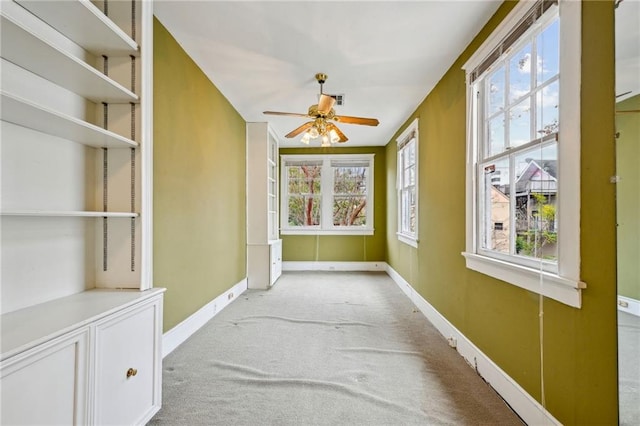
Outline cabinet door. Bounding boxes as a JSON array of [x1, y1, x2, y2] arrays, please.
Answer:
[[94, 299, 162, 425], [270, 240, 282, 285], [0, 330, 89, 425]]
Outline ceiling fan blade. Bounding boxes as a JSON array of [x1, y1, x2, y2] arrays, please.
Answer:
[[263, 111, 310, 118], [317, 94, 336, 115], [334, 115, 379, 126], [285, 121, 315, 138], [327, 123, 348, 142]]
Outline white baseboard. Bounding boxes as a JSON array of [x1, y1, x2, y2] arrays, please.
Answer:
[[385, 265, 561, 426], [618, 295, 640, 317], [282, 261, 386, 272], [162, 278, 248, 358]]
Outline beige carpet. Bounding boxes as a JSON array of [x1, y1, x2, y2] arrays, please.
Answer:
[[149, 271, 523, 425]]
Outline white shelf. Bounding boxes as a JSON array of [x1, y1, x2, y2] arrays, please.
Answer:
[[1, 92, 138, 148], [0, 13, 138, 103], [1, 288, 165, 361], [15, 0, 139, 56], [1, 211, 139, 218]]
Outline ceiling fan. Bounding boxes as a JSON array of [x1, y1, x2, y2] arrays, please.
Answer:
[[263, 73, 379, 146]]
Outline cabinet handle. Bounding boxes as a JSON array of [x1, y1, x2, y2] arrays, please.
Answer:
[[126, 368, 138, 378]]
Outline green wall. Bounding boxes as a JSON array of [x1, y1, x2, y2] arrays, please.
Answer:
[[385, 1, 618, 424], [280, 146, 386, 262], [616, 95, 640, 300], [153, 18, 247, 331]]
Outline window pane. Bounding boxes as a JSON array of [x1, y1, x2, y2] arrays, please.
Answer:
[[487, 66, 505, 115], [508, 43, 532, 104], [401, 186, 416, 234], [287, 165, 321, 195], [334, 166, 367, 195], [537, 20, 560, 86], [514, 143, 558, 261], [509, 97, 532, 148], [488, 114, 506, 156], [536, 80, 559, 136], [334, 166, 368, 226], [480, 158, 510, 254], [288, 195, 320, 226], [404, 164, 415, 187], [406, 140, 416, 166], [333, 196, 366, 226]]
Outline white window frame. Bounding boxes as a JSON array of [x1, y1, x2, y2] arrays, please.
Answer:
[[462, 0, 584, 308], [280, 154, 374, 235], [396, 118, 419, 248]]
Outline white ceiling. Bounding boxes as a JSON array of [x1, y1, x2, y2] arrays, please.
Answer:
[[153, 1, 639, 147], [153, 1, 502, 147]]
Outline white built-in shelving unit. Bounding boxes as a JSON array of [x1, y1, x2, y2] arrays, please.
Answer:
[[247, 122, 283, 289], [0, 0, 163, 424]]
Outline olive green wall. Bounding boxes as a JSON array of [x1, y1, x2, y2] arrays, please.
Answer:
[[280, 146, 386, 262], [385, 2, 617, 424], [616, 95, 640, 300], [153, 18, 247, 331]]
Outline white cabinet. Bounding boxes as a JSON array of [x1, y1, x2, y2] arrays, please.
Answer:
[[247, 122, 282, 289], [0, 0, 161, 423], [0, 289, 164, 426]]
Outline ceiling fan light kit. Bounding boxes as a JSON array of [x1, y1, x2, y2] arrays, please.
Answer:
[[263, 73, 379, 146]]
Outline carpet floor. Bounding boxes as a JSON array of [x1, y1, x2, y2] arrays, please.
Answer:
[[149, 271, 523, 425]]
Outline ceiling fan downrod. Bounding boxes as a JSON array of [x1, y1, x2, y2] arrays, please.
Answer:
[[315, 73, 328, 94]]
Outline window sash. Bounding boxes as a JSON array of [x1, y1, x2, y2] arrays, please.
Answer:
[[396, 119, 419, 244], [471, 7, 560, 270]]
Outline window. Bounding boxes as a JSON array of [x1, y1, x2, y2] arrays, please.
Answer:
[[462, 0, 584, 307], [397, 119, 419, 247], [281, 154, 374, 235]]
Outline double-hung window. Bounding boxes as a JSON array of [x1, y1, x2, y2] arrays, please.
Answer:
[[397, 119, 419, 247], [462, 0, 584, 307], [281, 154, 374, 235]]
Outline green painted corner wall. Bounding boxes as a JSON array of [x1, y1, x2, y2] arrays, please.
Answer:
[[279, 146, 386, 262], [153, 18, 247, 331], [385, 1, 618, 424], [616, 95, 640, 300]]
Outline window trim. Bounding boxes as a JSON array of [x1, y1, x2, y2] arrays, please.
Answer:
[[462, 0, 584, 308], [396, 118, 419, 248], [280, 154, 375, 236]]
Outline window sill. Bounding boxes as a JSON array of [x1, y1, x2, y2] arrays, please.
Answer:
[[397, 233, 418, 248], [281, 228, 374, 236], [462, 252, 585, 308]]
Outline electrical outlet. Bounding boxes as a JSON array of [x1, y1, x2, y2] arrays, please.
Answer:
[[618, 299, 629, 308], [447, 337, 457, 349]]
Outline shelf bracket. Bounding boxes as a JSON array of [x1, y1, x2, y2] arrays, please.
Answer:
[[131, 0, 137, 42], [130, 56, 136, 93], [130, 145, 136, 272]]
